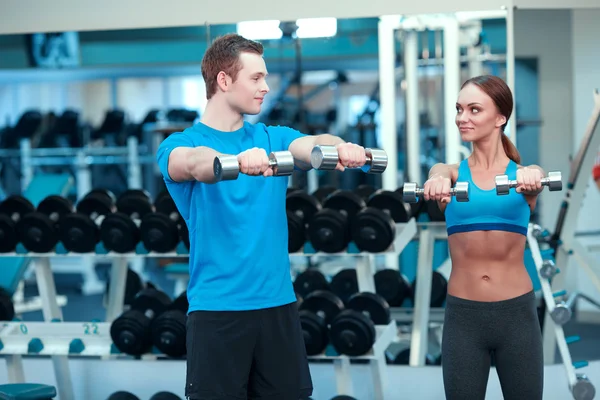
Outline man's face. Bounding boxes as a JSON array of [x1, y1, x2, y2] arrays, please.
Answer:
[[227, 52, 270, 115]]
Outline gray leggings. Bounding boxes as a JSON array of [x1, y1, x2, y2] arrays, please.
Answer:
[[441, 290, 544, 400]]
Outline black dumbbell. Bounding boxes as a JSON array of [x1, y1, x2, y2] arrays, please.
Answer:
[[151, 290, 188, 358], [311, 186, 337, 204], [329, 292, 390, 357], [104, 268, 152, 307], [374, 268, 414, 307], [293, 268, 330, 299], [298, 290, 345, 356], [110, 288, 172, 356], [286, 191, 322, 253], [351, 190, 410, 253], [149, 392, 182, 400], [141, 191, 184, 253], [101, 190, 154, 253], [411, 270, 448, 308], [0, 195, 35, 253], [59, 189, 116, 253], [107, 391, 140, 400], [330, 269, 359, 305], [354, 184, 377, 202], [17, 195, 74, 253], [307, 190, 366, 253], [0, 287, 15, 321]]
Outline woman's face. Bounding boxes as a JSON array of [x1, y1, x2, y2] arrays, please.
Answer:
[[455, 83, 506, 142]]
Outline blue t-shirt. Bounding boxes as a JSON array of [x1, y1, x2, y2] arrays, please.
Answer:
[[156, 121, 306, 312]]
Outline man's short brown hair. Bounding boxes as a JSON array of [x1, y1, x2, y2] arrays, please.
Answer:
[[201, 34, 264, 100]]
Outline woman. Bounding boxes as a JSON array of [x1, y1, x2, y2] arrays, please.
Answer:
[[423, 75, 545, 400]]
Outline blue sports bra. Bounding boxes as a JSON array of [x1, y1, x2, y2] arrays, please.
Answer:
[[444, 159, 530, 236]]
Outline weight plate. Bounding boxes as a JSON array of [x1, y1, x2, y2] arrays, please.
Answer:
[[179, 221, 190, 250], [367, 190, 410, 223], [100, 213, 140, 253], [322, 190, 366, 220], [286, 191, 322, 223], [106, 268, 144, 306], [385, 341, 411, 365], [154, 191, 181, 223], [286, 187, 301, 196], [16, 212, 58, 253], [411, 271, 448, 307], [350, 208, 396, 253], [299, 290, 345, 325], [330, 269, 359, 305], [37, 195, 73, 221], [374, 269, 413, 307], [77, 192, 114, 217], [149, 391, 182, 400], [107, 391, 141, 400], [59, 213, 99, 253], [140, 213, 180, 253], [151, 309, 186, 358], [425, 201, 445, 222], [110, 309, 153, 356], [311, 186, 337, 204], [0, 195, 35, 221], [330, 309, 376, 356], [287, 210, 305, 253], [132, 288, 172, 316], [347, 292, 391, 325], [85, 188, 116, 205], [307, 209, 349, 253], [0, 287, 15, 321], [0, 214, 18, 252], [116, 190, 154, 219], [293, 269, 330, 298], [354, 184, 376, 201], [299, 309, 329, 355], [171, 290, 188, 313]]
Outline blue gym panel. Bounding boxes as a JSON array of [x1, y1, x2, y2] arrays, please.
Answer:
[[0, 383, 57, 400], [0, 173, 73, 295]]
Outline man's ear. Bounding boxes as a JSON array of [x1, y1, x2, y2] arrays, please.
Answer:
[[216, 71, 230, 92]]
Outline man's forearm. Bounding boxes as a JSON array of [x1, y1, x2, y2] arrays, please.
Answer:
[[186, 146, 224, 183], [288, 134, 345, 170]]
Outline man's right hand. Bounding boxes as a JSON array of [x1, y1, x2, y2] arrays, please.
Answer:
[[237, 148, 274, 177], [423, 175, 452, 203]]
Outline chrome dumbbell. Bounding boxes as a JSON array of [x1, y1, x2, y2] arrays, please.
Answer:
[[214, 151, 294, 181], [539, 260, 559, 279], [572, 374, 596, 400], [551, 292, 600, 326], [402, 181, 470, 204], [310, 145, 388, 174], [495, 171, 562, 195]]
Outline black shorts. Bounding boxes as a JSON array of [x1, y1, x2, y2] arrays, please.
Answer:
[[185, 301, 313, 400]]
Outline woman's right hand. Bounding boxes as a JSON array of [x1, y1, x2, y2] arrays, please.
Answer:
[[423, 175, 452, 203]]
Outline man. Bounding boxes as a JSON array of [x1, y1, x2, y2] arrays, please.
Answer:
[[156, 33, 368, 400]]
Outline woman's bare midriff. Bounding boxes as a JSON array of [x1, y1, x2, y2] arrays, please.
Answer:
[[447, 230, 533, 302]]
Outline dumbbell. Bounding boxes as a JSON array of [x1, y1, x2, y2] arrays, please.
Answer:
[[286, 191, 322, 253], [141, 191, 185, 253], [311, 186, 337, 204], [539, 259, 559, 279], [0, 195, 35, 252], [151, 290, 188, 358], [330, 269, 359, 305], [213, 151, 295, 181], [293, 269, 330, 299], [551, 292, 600, 326], [354, 184, 377, 201], [107, 391, 140, 400], [374, 269, 414, 307], [17, 195, 74, 253], [495, 171, 562, 195], [572, 374, 596, 400], [110, 288, 172, 356], [59, 189, 116, 253], [149, 392, 182, 400], [411, 270, 449, 308], [402, 181, 470, 203], [298, 290, 345, 356], [104, 268, 153, 307], [0, 287, 15, 321], [330, 292, 391, 356], [101, 190, 154, 253], [307, 190, 366, 253], [310, 145, 388, 174], [351, 190, 410, 253]]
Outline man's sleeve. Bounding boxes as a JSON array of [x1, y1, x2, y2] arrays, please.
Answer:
[[267, 125, 308, 151], [156, 132, 195, 183]]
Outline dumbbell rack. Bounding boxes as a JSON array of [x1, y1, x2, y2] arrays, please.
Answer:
[[526, 224, 596, 399]]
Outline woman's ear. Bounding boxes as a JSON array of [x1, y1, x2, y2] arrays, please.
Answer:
[[496, 114, 507, 128]]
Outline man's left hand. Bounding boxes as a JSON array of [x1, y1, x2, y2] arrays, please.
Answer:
[[334, 142, 367, 172]]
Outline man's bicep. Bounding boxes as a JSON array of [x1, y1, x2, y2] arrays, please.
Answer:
[[156, 135, 195, 183]]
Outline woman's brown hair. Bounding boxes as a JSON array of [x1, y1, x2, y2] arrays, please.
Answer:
[[461, 75, 521, 164]]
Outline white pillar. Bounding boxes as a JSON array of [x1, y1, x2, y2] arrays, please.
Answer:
[[378, 16, 399, 190], [505, 5, 517, 145], [404, 30, 421, 184], [443, 18, 461, 165]]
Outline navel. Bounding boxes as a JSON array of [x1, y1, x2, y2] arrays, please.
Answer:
[[481, 275, 491, 281]]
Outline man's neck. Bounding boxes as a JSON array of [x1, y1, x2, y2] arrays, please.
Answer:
[[200, 98, 244, 132]]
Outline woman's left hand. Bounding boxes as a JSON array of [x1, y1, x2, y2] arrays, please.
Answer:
[[516, 166, 544, 193]]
